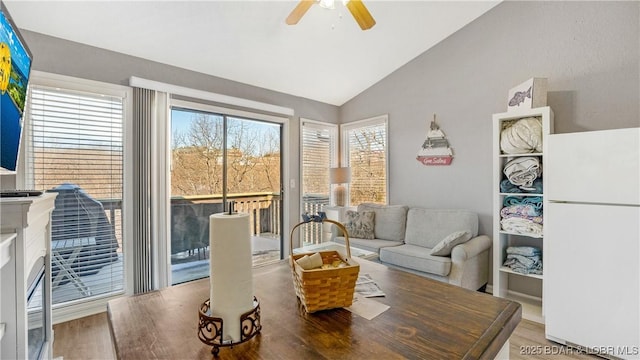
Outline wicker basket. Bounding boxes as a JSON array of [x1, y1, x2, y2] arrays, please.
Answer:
[[289, 218, 360, 313]]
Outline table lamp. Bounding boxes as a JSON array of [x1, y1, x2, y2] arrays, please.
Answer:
[[329, 167, 351, 207]]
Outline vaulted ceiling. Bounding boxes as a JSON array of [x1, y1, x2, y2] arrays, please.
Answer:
[[5, 1, 500, 106]]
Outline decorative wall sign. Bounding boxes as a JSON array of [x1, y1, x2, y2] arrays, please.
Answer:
[[507, 77, 548, 112], [416, 114, 453, 166]]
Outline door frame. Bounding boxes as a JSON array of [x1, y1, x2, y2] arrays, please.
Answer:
[[160, 99, 289, 287]]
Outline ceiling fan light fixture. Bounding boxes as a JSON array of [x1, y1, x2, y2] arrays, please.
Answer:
[[286, 0, 375, 30], [318, 0, 335, 10]]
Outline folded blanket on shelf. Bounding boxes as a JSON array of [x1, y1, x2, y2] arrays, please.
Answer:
[[503, 196, 543, 209], [500, 178, 542, 194], [501, 213, 543, 224], [500, 204, 542, 217], [506, 246, 541, 257], [503, 157, 541, 190], [503, 253, 543, 275], [500, 117, 543, 154], [500, 217, 543, 237]]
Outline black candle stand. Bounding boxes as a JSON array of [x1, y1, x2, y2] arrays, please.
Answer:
[[197, 297, 261, 356]]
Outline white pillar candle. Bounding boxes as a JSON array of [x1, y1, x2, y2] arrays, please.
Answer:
[[209, 212, 254, 342]]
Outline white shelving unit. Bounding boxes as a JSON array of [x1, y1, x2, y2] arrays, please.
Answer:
[[492, 106, 553, 323]]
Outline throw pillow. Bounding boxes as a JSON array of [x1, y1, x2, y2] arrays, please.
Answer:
[[429, 230, 472, 256], [344, 210, 375, 239]]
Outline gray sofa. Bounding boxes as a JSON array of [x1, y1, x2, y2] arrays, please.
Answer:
[[334, 203, 490, 291]]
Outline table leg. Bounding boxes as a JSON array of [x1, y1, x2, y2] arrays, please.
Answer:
[[52, 249, 92, 296]]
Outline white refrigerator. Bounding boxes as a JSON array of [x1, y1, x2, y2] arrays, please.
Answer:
[[545, 128, 640, 359]]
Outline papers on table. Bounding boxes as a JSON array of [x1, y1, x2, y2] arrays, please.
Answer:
[[346, 294, 390, 320], [345, 273, 389, 320], [355, 274, 385, 297]]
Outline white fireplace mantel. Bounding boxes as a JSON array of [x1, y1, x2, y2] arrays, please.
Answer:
[[0, 193, 56, 360]]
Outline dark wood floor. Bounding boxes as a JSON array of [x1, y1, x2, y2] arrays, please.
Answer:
[[53, 312, 597, 360]]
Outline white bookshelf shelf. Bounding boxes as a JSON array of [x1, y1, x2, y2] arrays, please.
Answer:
[[498, 230, 543, 238], [499, 266, 543, 280], [498, 192, 543, 197], [499, 152, 543, 158]]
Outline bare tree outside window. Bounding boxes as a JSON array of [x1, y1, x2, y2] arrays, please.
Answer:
[[344, 118, 387, 206], [171, 113, 224, 195], [171, 112, 280, 196]]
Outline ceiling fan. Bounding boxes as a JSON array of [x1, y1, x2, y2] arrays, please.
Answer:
[[286, 0, 376, 31]]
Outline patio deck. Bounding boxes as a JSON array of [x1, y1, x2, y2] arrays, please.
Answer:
[[51, 234, 282, 304]]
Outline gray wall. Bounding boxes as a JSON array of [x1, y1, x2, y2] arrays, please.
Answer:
[[340, 1, 639, 294], [22, 30, 341, 247]]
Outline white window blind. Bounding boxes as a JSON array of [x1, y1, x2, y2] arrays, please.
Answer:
[[301, 120, 337, 244], [26, 85, 124, 305], [342, 115, 388, 206]]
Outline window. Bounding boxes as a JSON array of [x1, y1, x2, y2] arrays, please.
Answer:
[[25, 73, 129, 310], [341, 115, 388, 206], [300, 119, 337, 244]]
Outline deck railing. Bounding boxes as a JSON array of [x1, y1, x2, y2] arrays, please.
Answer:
[[97, 192, 331, 256], [300, 194, 330, 245], [168, 192, 282, 256], [51, 192, 333, 301]]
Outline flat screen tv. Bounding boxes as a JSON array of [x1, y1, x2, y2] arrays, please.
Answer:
[[0, 1, 32, 172]]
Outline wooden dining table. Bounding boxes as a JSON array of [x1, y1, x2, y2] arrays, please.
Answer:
[[108, 258, 521, 359]]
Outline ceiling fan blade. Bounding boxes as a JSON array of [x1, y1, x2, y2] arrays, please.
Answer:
[[345, 0, 376, 30], [286, 0, 316, 25]]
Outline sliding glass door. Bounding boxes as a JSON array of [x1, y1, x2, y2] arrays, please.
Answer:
[[170, 107, 282, 284]]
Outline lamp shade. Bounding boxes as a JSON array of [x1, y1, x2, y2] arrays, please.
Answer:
[[330, 167, 351, 184]]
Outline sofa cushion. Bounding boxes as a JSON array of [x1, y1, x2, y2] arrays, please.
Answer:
[[334, 236, 402, 254], [404, 208, 478, 249], [380, 244, 452, 276], [344, 210, 375, 239], [357, 203, 409, 241], [429, 231, 472, 256]]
